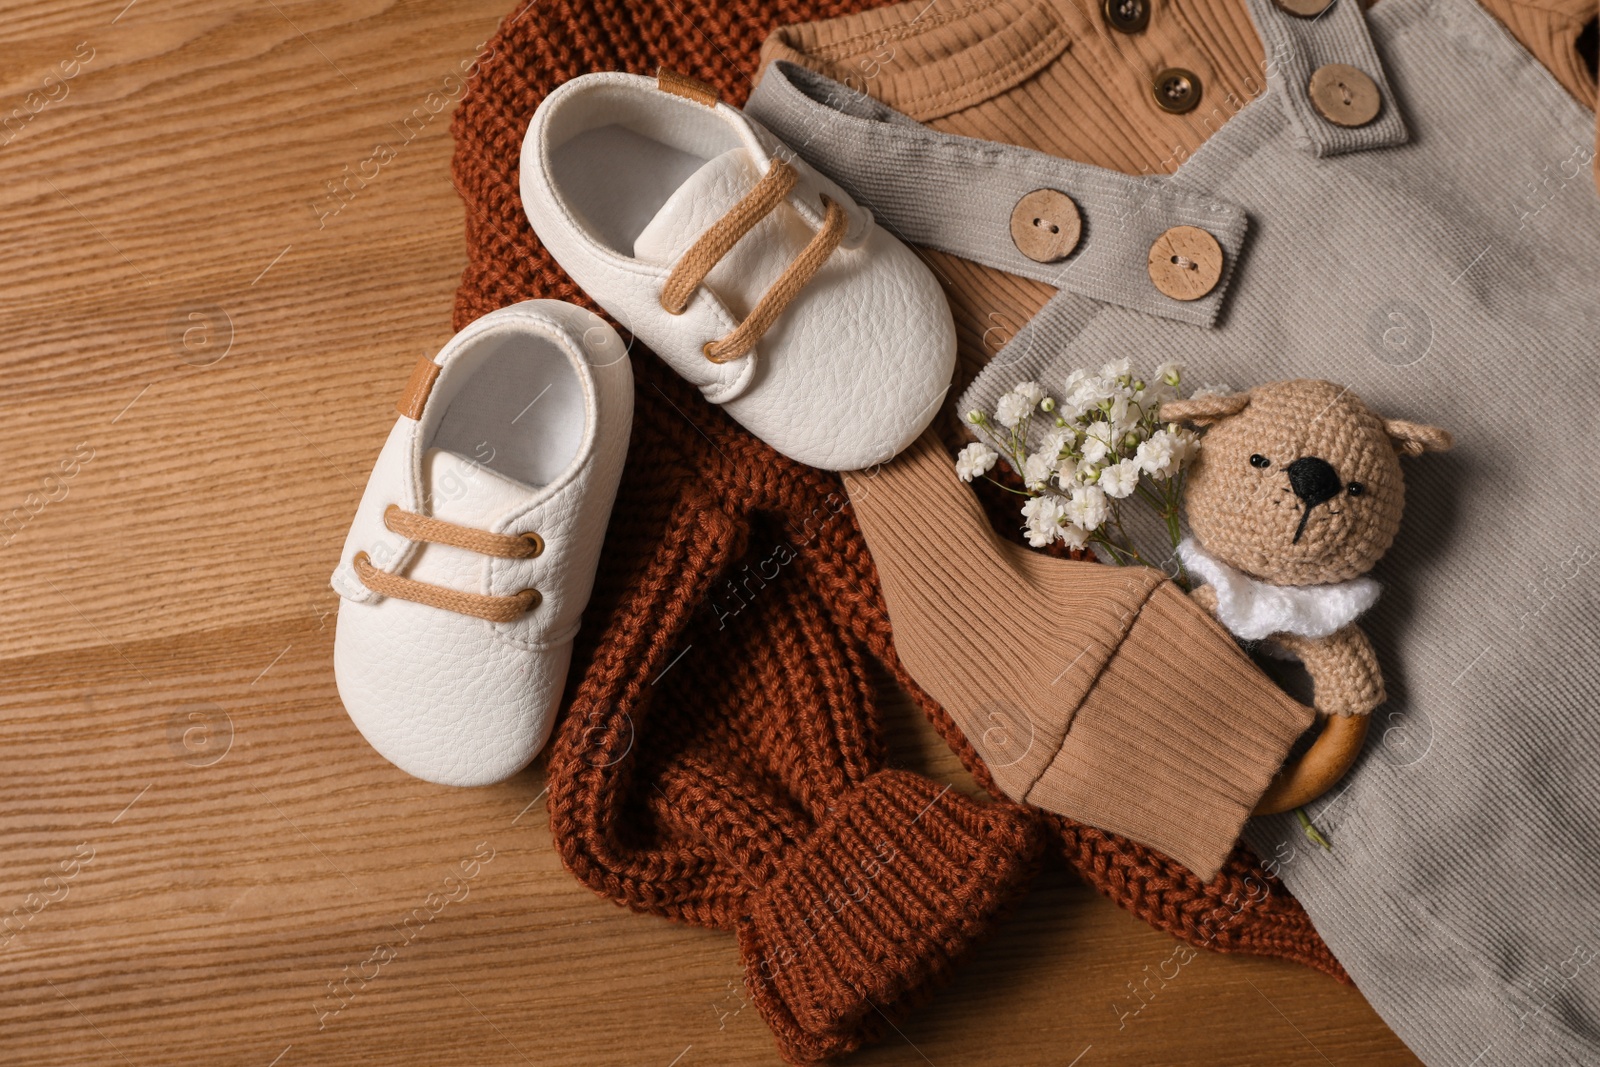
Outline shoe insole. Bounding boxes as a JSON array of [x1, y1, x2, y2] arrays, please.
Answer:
[[550, 125, 708, 254], [430, 332, 585, 490]]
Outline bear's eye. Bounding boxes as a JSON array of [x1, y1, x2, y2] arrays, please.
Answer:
[[1347, 482, 1365, 497], [1249, 454, 1271, 469]]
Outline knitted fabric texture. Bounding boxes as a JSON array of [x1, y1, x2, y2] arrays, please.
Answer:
[[447, 0, 1348, 1057], [557, 352, 1049, 1063]]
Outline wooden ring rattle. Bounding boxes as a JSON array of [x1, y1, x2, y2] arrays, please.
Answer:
[[1253, 712, 1369, 815]]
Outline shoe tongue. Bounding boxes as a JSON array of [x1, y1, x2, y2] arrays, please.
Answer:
[[423, 448, 531, 529], [633, 147, 763, 265]]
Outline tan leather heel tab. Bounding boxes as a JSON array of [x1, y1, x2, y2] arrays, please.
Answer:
[[657, 67, 719, 107], [396, 356, 441, 419]]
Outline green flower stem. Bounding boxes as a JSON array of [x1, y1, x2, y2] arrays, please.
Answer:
[[1107, 505, 1146, 567], [1134, 481, 1167, 515], [981, 476, 1034, 497], [1296, 807, 1332, 851], [1172, 547, 1191, 590], [1090, 534, 1133, 566], [1160, 472, 1191, 588]]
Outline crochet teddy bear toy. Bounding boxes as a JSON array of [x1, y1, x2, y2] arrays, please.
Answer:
[[1161, 380, 1452, 809]]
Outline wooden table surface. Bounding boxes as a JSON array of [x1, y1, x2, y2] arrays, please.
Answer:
[[0, 1, 1425, 1064]]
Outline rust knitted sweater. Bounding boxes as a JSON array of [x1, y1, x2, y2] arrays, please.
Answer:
[[448, 0, 1345, 1060]]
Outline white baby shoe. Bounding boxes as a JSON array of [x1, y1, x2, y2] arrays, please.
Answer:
[[331, 300, 632, 786], [520, 69, 955, 472]]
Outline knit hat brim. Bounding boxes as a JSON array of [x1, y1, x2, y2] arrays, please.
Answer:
[[737, 769, 1044, 1063]]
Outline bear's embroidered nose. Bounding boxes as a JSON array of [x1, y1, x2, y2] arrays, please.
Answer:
[[1288, 456, 1343, 506], [1287, 455, 1344, 543]]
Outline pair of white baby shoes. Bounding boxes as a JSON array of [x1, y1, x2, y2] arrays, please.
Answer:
[[332, 71, 954, 786]]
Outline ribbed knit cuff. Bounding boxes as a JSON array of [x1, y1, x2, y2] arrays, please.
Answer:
[[737, 769, 1043, 1064], [1026, 583, 1317, 880]]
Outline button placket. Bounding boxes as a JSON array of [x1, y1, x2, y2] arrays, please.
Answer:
[[744, 61, 1253, 327], [1241, 0, 1408, 155]]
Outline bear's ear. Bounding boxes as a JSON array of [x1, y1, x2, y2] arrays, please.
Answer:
[[1159, 391, 1251, 426], [1385, 419, 1453, 457]]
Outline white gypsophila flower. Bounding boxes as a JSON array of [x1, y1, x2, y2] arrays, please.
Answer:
[[1007, 366, 1206, 564], [1059, 522, 1090, 550], [954, 441, 998, 483], [1111, 378, 1137, 402], [1100, 357, 1132, 382], [1022, 450, 1055, 490], [1137, 373, 1180, 407], [1135, 430, 1178, 479], [995, 390, 1033, 429], [1107, 395, 1132, 433], [1190, 383, 1235, 399], [1161, 424, 1199, 464], [1100, 457, 1140, 499], [1039, 428, 1071, 461], [1082, 420, 1116, 464], [1079, 375, 1111, 402], [1020, 491, 1051, 518], [1020, 493, 1067, 547], [996, 380, 1048, 428], [1023, 522, 1056, 549], [1063, 372, 1109, 415], [1062, 368, 1093, 398], [1066, 483, 1108, 531]]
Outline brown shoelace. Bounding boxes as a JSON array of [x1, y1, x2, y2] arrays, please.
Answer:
[[659, 156, 848, 364], [353, 504, 542, 623]]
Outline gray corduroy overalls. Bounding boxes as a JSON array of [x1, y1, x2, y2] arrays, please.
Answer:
[[746, 0, 1600, 1062]]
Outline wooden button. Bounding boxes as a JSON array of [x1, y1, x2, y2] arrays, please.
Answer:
[[1147, 226, 1223, 301], [1272, 0, 1333, 16], [1010, 189, 1082, 263], [1102, 0, 1149, 33], [1308, 63, 1382, 127], [1151, 68, 1201, 114]]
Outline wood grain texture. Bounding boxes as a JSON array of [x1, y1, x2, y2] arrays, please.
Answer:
[[0, 1, 1423, 1064]]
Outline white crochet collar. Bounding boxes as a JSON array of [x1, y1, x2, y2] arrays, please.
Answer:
[[1177, 538, 1379, 642]]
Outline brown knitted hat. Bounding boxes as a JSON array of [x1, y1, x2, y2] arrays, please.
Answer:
[[448, 0, 1346, 1059]]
